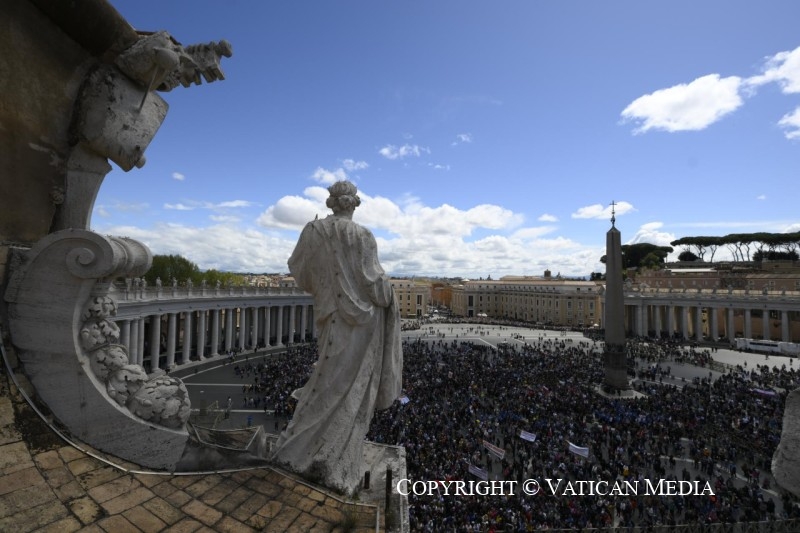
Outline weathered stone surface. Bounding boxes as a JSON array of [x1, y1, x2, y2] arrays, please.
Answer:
[[181, 500, 223, 527], [142, 497, 184, 526], [271, 181, 402, 495], [122, 505, 168, 531], [67, 496, 105, 525], [773, 387, 800, 497]]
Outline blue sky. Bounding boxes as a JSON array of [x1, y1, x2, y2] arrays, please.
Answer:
[[94, 0, 800, 278]]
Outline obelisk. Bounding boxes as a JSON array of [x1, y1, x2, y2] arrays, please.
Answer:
[[603, 202, 629, 390]]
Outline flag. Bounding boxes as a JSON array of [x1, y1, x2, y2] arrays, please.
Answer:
[[399, 394, 410, 404], [482, 440, 506, 460], [568, 441, 589, 458], [468, 463, 488, 481], [519, 430, 537, 442]]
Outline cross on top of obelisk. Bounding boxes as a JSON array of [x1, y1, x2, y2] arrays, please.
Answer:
[[610, 200, 616, 227]]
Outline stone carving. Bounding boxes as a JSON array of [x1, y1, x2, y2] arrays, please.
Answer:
[[156, 277, 162, 288], [5, 229, 190, 469], [115, 31, 233, 93], [271, 181, 403, 494], [79, 296, 191, 429]]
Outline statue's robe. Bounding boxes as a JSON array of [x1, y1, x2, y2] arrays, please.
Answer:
[[271, 214, 402, 493]]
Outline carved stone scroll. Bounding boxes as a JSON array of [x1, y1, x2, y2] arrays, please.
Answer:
[[5, 229, 189, 469]]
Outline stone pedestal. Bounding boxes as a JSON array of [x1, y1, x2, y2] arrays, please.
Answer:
[[773, 388, 800, 497]]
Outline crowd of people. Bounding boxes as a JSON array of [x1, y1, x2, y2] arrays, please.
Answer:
[[237, 325, 800, 531]]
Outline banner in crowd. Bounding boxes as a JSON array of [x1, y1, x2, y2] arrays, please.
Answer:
[[568, 441, 589, 458], [468, 463, 488, 481], [399, 394, 410, 404], [482, 440, 506, 460], [519, 430, 537, 442], [751, 388, 777, 397]]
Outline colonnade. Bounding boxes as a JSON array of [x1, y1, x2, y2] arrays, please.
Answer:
[[625, 299, 795, 343], [115, 303, 314, 372]]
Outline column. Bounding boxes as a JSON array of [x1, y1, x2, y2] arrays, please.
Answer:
[[137, 317, 146, 367], [225, 308, 234, 352], [680, 306, 689, 340], [744, 309, 752, 339], [196, 310, 207, 360], [636, 304, 644, 337], [129, 318, 140, 366], [667, 305, 675, 338], [149, 313, 161, 372], [182, 311, 193, 363], [288, 305, 296, 345], [120, 319, 131, 354], [264, 306, 272, 347], [238, 307, 248, 350], [310, 306, 317, 339], [653, 305, 661, 338], [727, 308, 735, 344], [166, 313, 177, 369], [782, 310, 790, 342], [250, 307, 259, 349], [276, 305, 284, 346], [300, 305, 308, 343], [710, 308, 719, 341], [695, 305, 703, 342], [211, 309, 220, 356], [763, 309, 771, 341]]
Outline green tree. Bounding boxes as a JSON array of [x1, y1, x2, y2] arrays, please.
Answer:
[[144, 254, 201, 286], [678, 250, 699, 262]]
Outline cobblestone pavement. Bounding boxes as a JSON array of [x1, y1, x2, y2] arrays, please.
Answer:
[[0, 371, 381, 533]]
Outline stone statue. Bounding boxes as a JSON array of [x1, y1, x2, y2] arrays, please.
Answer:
[[156, 276, 162, 288], [271, 180, 402, 494], [172, 277, 178, 289]]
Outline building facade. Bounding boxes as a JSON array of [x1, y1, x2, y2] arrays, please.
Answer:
[[451, 273, 603, 327], [390, 279, 430, 318]]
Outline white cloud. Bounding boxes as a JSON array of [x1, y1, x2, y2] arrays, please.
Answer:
[[778, 107, 800, 140], [747, 46, 800, 94], [215, 200, 256, 208], [249, 188, 617, 277], [172, 172, 185, 181], [378, 144, 430, 160], [311, 166, 348, 184], [756, 194, 767, 200], [342, 159, 369, 171], [209, 215, 240, 223], [164, 203, 194, 211], [538, 213, 558, 222], [256, 194, 327, 230], [100, 223, 296, 274], [571, 201, 635, 220], [626, 222, 679, 260], [429, 163, 450, 171], [621, 74, 743, 133], [452, 133, 473, 146]]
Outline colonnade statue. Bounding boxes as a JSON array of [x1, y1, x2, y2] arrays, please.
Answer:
[[271, 180, 403, 494]]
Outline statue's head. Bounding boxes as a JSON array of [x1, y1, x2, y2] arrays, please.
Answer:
[[326, 180, 361, 215]]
